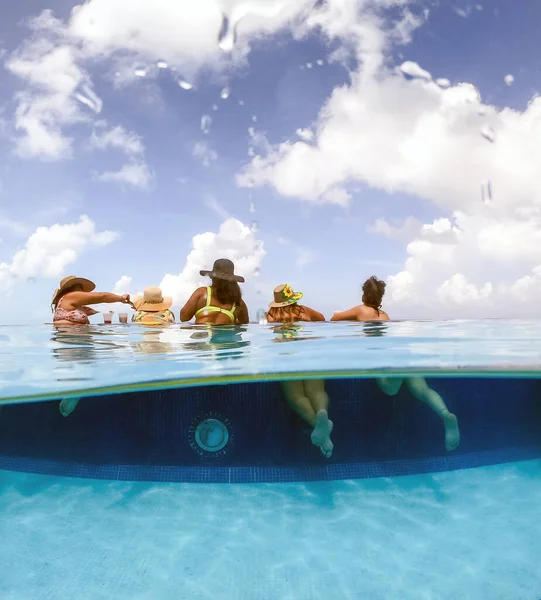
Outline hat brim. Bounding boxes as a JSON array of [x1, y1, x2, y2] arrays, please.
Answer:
[[200, 270, 245, 283], [52, 277, 96, 304], [268, 292, 303, 308], [134, 297, 172, 312]]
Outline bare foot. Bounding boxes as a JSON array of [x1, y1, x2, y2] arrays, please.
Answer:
[[311, 410, 334, 458], [59, 397, 80, 417], [444, 412, 460, 452]]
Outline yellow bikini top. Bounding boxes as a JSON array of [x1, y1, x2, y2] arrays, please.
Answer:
[[195, 287, 236, 323]]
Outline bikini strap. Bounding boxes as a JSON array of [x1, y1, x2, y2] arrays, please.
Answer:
[[206, 286, 212, 307]]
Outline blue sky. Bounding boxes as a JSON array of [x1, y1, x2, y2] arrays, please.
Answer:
[[1, 0, 541, 324]]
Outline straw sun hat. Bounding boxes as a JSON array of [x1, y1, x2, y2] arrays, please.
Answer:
[[134, 286, 172, 312], [268, 284, 303, 308], [52, 275, 95, 305]]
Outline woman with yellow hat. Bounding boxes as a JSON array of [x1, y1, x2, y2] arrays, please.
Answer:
[[51, 276, 132, 325], [266, 284, 333, 459]]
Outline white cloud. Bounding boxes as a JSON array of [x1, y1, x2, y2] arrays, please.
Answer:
[[159, 218, 265, 305], [0, 215, 117, 290], [96, 161, 152, 188], [296, 128, 314, 142], [6, 42, 96, 160], [6, 0, 314, 161], [112, 275, 132, 294], [193, 141, 218, 166], [233, 2, 541, 317], [369, 216, 422, 241], [90, 123, 152, 187], [90, 125, 144, 155], [436, 78, 450, 88]]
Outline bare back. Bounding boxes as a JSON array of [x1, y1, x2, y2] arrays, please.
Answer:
[[331, 304, 389, 322], [267, 304, 325, 324]]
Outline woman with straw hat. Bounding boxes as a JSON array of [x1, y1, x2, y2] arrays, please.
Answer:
[[132, 286, 175, 325], [180, 258, 249, 325], [266, 284, 333, 459], [52, 276, 132, 325]]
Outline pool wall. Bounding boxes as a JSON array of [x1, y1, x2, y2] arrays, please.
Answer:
[[0, 378, 540, 482]]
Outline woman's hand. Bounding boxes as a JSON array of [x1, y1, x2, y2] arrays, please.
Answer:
[[121, 294, 131, 304]]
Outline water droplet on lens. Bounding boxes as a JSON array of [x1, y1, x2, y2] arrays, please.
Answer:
[[480, 125, 495, 143], [316, 59, 324, 66], [156, 60, 168, 69], [251, 220, 259, 232], [201, 114, 212, 134], [251, 115, 257, 122], [178, 78, 193, 90], [248, 127, 255, 137], [306, 62, 313, 69], [249, 202, 256, 214], [134, 66, 147, 77], [220, 86, 230, 100], [256, 308, 267, 325], [481, 181, 493, 205], [212, 104, 219, 112], [248, 147, 255, 156], [239, 100, 245, 106], [218, 14, 236, 52]]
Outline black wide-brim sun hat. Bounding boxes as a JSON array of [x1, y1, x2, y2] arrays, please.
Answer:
[[200, 258, 245, 283]]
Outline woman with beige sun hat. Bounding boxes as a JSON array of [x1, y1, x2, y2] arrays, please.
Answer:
[[132, 286, 175, 325], [266, 284, 333, 459], [52, 275, 133, 325]]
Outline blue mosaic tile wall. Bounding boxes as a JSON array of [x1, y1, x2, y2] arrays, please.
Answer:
[[0, 378, 540, 484]]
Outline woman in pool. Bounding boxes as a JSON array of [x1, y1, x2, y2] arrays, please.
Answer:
[[180, 259, 249, 325], [132, 286, 175, 325], [52, 275, 132, 325], [266, 284, 333, 458], [331, 276, 460, 452]]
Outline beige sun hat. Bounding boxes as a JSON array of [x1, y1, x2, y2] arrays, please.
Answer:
[[134, 286, 172, 312], [52, 275, 96, 305]]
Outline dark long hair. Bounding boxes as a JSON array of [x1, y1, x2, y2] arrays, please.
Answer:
[[362, 276, 386, 315], [267, 303, 303, 323], [212, 278, 242, 305]]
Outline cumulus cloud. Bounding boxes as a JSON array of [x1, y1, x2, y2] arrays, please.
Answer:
[[233, 2, 541, 316], [5, 0, 314, 162], [90, 125, 144, 155], [369, 216, 422, 241], [193, 140, 218, 166], [112, 275, 133, 295], [96, 161, 152, 188], [159, 218, 265, 305], [0, 215, 117, 290]]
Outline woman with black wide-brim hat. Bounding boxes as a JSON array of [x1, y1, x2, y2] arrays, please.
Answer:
[[180, 259, 249, 325]]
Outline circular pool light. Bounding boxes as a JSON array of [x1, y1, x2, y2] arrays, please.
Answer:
[[194, 418, 230, 453]]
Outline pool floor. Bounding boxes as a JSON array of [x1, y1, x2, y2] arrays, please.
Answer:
[[1, 460, 540, 600]]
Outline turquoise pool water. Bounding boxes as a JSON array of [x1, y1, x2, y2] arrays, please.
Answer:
[[1, 460, 540, 600], [2, 320, 541, 402], [1, 320, 541, 599]]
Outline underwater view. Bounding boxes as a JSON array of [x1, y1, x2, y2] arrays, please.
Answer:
[[2, 0, 541, 598]]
